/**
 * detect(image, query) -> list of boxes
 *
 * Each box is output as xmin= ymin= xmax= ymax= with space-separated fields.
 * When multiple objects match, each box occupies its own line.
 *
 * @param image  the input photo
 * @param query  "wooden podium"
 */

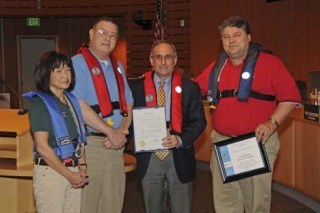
xmin=0 ymin=109 xmax=35 ymax=213
xmin=194 ymin=105 xmax=213 ymax=162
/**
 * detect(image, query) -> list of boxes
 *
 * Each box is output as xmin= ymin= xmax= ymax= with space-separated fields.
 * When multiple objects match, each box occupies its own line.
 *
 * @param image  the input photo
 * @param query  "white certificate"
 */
xmin=132 ymin=107 xmax=167 ymax=153
xmin=223 ymin=137 xmax=264 ymax=175
xmin=213 ymin=132 xmax=270 ymax=183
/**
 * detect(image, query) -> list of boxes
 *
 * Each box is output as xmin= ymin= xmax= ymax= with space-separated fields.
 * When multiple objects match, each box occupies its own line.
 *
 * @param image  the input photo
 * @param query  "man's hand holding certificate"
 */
xmin=133 ymin=107 xmax=168 ymax=152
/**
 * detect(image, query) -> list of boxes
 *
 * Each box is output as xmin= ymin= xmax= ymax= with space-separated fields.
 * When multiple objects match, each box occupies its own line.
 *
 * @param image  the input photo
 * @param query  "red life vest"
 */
xmin=78 ymin=44 xmax=128 ymax=117
xmin=143 ymin=70 xmax=182 ymax=133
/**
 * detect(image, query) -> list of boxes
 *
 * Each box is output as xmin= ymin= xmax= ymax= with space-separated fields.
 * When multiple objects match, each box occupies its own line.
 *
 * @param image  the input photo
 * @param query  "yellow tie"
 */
xmin=157 ymin=81 xmax=166 ymax=106
xmin=155 ymin=81 xmax=170 ymax=160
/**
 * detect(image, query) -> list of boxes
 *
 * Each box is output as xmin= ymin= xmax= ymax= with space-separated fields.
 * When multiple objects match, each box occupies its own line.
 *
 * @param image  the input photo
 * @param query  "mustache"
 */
xmin=227 ymin=43 xmax=238 ymax=47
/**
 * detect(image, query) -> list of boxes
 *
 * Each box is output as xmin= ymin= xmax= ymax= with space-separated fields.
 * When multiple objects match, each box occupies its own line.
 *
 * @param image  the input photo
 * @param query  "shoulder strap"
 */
xmin=170 ymin=70 xmax=182 ymax=133
xmin=64 ymin=92 xmax=87 ymax=143
xmin=207 ymin=52 xmax=228 ymax=107
xmin=237 ymin=42 xmax=263 ymax=101
xmin=109 ymin=54 xmax=128 ymax=117
xmin=144 ymin=70 xmax=157 ymax=107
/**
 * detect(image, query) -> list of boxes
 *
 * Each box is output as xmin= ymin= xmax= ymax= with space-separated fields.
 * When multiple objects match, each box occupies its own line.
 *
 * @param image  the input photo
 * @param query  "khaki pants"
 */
xmin=81 ymin=136 xmax=125 ymax=213
xmin=33 ymin=165 xmax=81 ymax=213
xmin=210 ymin=130 xmax=280 ymax=213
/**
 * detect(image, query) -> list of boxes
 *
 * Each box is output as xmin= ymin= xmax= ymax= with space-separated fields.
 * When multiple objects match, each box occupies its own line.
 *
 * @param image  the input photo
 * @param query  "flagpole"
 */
xmin=155 ymin=0 xmax=164 ymax=41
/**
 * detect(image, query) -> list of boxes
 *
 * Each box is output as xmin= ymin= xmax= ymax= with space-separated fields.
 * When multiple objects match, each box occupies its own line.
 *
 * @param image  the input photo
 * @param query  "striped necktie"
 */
xmin=155 ymin=81 xmax=170 ymax=160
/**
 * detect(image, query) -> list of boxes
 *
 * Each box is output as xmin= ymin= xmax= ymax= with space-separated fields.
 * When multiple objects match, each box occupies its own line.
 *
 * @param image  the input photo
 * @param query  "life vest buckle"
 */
xmin=63 ymin=157 xmax=73 ymax=165
xmin=233 ymin=89 xmax=238 ymax=97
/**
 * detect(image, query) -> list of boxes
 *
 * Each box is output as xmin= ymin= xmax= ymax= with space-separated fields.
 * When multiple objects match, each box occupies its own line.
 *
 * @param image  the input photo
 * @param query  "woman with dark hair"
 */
xmin=23 ymin=51 xmax=88 ymax=213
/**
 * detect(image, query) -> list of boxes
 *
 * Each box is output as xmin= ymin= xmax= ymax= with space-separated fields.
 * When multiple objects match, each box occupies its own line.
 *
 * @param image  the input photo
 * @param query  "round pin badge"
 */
xmin=92 ymin=67 xmax=101 ymax=75
xmin=145 ymin=94 xmax=154 ymax=103
xmin=138 ymin=140 xmax=146 ymax=148
xmin=175 ymin=86 xmax=182 ymax=93
xmin=242 ymin=72 xmax=250 ymax=79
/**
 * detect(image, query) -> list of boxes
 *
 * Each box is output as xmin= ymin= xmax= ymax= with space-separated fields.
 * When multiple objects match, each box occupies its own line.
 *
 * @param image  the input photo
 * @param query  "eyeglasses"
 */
xmin=151 ymin=55 xmax=176 ymax=61
xmin=95 ymin=28 xmax=118 ymax=40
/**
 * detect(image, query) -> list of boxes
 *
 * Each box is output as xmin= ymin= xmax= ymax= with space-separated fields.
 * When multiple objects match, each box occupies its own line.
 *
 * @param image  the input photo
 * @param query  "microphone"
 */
xmin=0 ymin=79 xmax=28 ymax=115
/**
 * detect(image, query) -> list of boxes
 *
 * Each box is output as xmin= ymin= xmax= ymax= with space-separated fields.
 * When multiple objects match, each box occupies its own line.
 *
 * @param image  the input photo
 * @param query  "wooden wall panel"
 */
xmin=0 ymin=18 xmax=3 ymax=82
xmin=190 ymin=0 xmax=320 ymax=88
xmin=165 ymin=1 xmax=190 ymax=73
xmin=190 ymin=0 xmax=238 ymax=75
xmin=126 ymin=0 xmax=191 ymax=77
xmin=15 ymin=18 xmax=58 ymax=35
xmin=239 ymin=0 xmax=288 ymax=66
xmin=0 ymin=16 xmax=128 ymax=108
xmin=0 ymin=0 xmax=192 ymax=105
xmin=0 ymin=0 xmax=191 ymax=100
xmin=57 ymin=18 xmax=72 ymax=56
xmin=2 ymin=18 xmax=18 ymax=108
xmin=287 ymin=0 xmax=320 ymax=85
xmin=1 ymin=0 xmax=320 ymax=106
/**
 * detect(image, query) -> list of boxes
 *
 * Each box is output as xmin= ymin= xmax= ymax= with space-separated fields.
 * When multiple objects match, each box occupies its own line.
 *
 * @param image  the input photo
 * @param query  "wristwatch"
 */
xmin=78 ymin=163 xmax=88 ymax=170
xmin=270 ymin=117 xmax=279 ymax=128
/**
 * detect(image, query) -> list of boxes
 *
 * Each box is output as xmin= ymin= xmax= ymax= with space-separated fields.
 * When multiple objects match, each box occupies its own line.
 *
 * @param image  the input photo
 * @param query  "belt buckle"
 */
xmin=63 ymin=158 xmax=73 ymax=167
xmin=233 ymin=89 xmax=238 ymax=97
xmin=35 ymin=158 xmax=41 ymax=165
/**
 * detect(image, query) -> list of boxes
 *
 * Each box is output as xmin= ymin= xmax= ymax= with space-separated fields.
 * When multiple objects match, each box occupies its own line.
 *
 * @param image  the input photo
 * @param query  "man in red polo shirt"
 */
xmin=194 ymin=16 xmax=301 ymax=213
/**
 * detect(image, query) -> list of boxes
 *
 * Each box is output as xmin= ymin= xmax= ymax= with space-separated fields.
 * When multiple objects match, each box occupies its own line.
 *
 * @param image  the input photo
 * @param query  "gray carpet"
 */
xmin=123 ymin=167 xmax=317 ymax=213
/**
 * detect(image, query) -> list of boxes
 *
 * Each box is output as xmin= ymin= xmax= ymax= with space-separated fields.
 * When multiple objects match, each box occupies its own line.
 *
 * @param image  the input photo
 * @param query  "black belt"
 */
xmin=90 ymin=102 xmax=120 ymax=114
xmin=34 ymin=158 xmax=79 ymax=167
xmin=218 ymin=89 xmax=275 ymax=101
xmin=89 ymin=132 xmax=107 ymax=137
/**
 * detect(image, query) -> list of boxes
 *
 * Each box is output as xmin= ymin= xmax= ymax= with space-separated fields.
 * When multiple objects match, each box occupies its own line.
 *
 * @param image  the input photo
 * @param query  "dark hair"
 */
xmin=92 ymin=16 xmax=118 ymax=29
xmin=218 ymin=16 xmax=251 ymax=36
xmin=150 ymin=40 xmax=177 ymax=58
xmin=34 ymin=51 xmax=75 ymax=95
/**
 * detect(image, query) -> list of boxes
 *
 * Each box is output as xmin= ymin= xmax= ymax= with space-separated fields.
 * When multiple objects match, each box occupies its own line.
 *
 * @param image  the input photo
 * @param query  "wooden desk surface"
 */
xmin=0 ymin=109 xmax=30 ymax=136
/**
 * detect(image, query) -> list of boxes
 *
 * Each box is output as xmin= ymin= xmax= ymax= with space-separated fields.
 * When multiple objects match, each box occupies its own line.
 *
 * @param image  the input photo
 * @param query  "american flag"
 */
xmin=154 ymin=0 xmax=164 ymax=41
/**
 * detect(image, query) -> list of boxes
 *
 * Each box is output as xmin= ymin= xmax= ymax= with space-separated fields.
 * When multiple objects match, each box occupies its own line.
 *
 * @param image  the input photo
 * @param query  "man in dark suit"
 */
xmin=129 ymin=40 xmax=206 ymax=213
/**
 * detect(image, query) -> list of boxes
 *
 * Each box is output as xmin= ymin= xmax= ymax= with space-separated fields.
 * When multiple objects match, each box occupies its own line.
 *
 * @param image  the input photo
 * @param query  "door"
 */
xmin=17 ymin=36 xmax=57 ymax=108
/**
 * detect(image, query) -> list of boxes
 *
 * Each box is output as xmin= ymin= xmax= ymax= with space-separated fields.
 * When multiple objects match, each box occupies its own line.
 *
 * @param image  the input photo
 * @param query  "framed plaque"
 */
xmin=132 ymin=107 xmax=168 ymax=153
xmin=213 ymin=132 xmax=270 ymax=183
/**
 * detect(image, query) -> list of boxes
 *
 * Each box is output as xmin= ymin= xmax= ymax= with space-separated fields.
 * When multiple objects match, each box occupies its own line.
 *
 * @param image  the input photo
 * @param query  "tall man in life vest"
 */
xmin=129 ymin=40 xmax=206 ymax=213
xmin=194 ymin=16 xmax=301 ymax=213
xmin=71 ymin=16 xmax=133 ymax=213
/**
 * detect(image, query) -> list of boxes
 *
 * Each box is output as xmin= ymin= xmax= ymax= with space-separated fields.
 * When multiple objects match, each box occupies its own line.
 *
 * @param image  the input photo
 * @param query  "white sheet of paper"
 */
xmin=133 ymin=107 xmax=167 ymax=152
xmin=225 ymin=137 xmax=264 ymax=174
